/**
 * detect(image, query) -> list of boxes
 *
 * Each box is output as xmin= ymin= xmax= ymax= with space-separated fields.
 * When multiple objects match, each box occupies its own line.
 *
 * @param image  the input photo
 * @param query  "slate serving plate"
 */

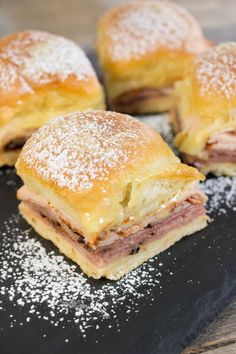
xmin=1 ymin=52 xmax=236 ymax=354
xmin=0 ymin=158 xmax=236 ymax=354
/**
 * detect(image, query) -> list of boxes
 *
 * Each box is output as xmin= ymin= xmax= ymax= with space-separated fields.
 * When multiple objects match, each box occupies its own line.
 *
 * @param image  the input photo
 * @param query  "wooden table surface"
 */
xmin=0 ymin=0 xmax=236 ymax=353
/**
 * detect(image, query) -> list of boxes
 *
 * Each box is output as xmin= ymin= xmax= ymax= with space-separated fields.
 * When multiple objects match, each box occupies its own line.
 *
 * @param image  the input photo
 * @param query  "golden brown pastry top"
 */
xmin=0 ymin=30 xmax=100 ymax=106
xmin=174 ymin=42 xmax=236 ymax=155
xmin=97 ymin=1 xmax=209 ymax=101
xmin=16 ymin=111 xmax=204 ymax=244
xmin=98 ymin=1 xmax=207 ymax=64
xmin=17 ymin=110 xmax=203 ymax=192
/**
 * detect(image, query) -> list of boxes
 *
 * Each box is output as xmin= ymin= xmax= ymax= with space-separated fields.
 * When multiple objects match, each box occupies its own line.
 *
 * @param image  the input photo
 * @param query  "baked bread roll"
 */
xmin=0 ymin=30 xmax=105 ymax=167
xmin=172 ymin=42 xmax=236 ymax=176
xmin=97 ymin=1 xmax=209 ymax=114
xmin=16 ymin=110 xmax=208 ymax=280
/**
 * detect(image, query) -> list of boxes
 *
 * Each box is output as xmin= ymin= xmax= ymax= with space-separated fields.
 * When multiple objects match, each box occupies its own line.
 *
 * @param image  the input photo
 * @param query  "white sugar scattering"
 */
xmin=0 ymin=30 xmax=95 ymax=93
xmin=20 ymin=111 xmax=155 ymax=192
xmin=107 ymin=2 xmax=205 ymax=61
xmin=201 ymin=177 xmax=236 ymax=215
xmin=196 ymin=43 xmax=236 ymax=99
xmin=0 ymin=215 xmax=163 ymax=332
xmin=0 ymin=58 xmax=32 ymax=94
xmin=20 ymin=36 xmax=95 ymax=84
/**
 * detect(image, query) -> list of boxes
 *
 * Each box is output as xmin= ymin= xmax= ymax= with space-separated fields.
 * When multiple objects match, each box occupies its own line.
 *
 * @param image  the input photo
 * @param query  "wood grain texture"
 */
xmin=0 ymin=0 xmax=235 ymax=353
xmin=183 ymin=298 xmax=236 ymax=353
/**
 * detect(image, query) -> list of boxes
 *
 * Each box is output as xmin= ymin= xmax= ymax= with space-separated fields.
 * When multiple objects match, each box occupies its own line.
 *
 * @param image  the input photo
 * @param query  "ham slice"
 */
xmin=173 ymin=107 xmax=236 ymax=166
xmin=112 ymin=86 xmax=173 ymax=111
xmin=188 ymin=131 xmax=236 ymax=166
xmin=95 ymin=201 xmax=205 ymax=264
xmin=204 ymin=131 xmax=236 ymax=163
xmin=21 ymin=194 xmax=206 ymax=268
xmin=208 ymin=131 xmax=236 ymax=151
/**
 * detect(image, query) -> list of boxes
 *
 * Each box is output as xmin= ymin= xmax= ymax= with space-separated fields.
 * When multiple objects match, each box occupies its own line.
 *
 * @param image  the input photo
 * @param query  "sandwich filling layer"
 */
xmin=18 ymin=186 xmax=206 ymax=268
xmin=111 ymin=86 xmax=173 ymax=111
xmin=2 ymin=129 xmax=35 ymax=152
xmin=173 ymin=109 xmax=236 ymax=167
xmin=187 ymin=131 xmax=236 ymax=167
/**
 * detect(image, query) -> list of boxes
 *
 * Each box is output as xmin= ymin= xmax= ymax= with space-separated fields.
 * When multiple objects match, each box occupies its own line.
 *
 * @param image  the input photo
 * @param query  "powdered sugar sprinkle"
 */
xmin=0 ymin=214 xmax=163 ymax=331
xmin=0 ymin=30 xmax=95 ymax=93
xmin=105 ymin=1 xmax=205 ymax=61
xmin=201 ymin=176 xmax=236 ymax=215
xmin=19 ymin=111 xmax=155 ymax=192
xmin=0 ymin=57 xmax=32 ymax=94
xmin=196 ymin=42 xmax=236 ymax=99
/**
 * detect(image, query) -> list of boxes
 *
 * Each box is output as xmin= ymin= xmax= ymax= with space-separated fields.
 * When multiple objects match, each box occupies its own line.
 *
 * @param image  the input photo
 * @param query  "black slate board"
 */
xmin=0 ymin=164 xmax=236 ymax=354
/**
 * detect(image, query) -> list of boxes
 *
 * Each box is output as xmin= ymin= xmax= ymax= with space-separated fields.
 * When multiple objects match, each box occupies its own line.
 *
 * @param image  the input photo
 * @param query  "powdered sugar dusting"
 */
xmin=105 ymin=1 xmax=205 ymax=61
xmin=0 ymin=215 xmax=163 ymax=330
xmin=195 ymin=42 xmax=236 ymax=99
xmin=0 ymin=30 xmax=95 ymax=92
xmin=201 ymin=177 xmax=236 ymax=215
xmin=0 ymin=58 xmax=32 ymax=94
xmin=19 ymin=111 xmax=156 ymax=192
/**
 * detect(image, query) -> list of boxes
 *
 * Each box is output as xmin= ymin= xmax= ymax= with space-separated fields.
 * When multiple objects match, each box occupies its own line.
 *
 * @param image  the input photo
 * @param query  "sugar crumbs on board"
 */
xmin=0 ymin=215 xmax=163 ymax=332
xmin=201 ymin=176 xmax=236 ymax=216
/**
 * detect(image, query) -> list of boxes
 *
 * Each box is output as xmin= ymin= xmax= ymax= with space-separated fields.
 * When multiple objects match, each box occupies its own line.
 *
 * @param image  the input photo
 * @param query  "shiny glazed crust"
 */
xmin=173 ymin=43 xmax=236 ymax=157
xmin=97 ymin=1 xmax=209 ymax=113
xmin=16 ymin=110 xmax=205 ymax=245
xmin=19 ymin=202 xmax=208 ymax=280
xmin=0 ymin=30 xmax=105 ymax=166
